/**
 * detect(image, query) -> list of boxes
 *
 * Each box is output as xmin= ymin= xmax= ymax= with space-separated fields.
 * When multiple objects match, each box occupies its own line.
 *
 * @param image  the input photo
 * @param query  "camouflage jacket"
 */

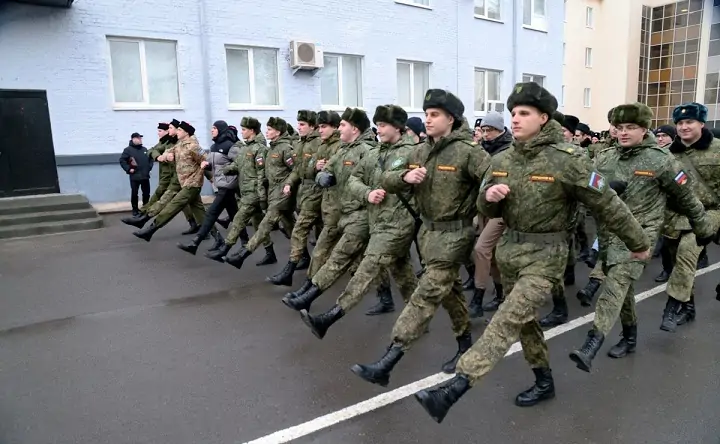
xmin=147 ymin=136 xmax=177 ymax=184
xmin=223 ymin=133 xmax=267 ymax=206
xmin=382 ymin=128 xmax=491 ymax=263
xmin=588 ymin=138 xmax=616 ymax=159
xmin=263 ymin=133 xmax=294 ymax=209
xmin=478 ymin=120 xmax=649 ymax=254
xmin=320 ymin=134 xmax=373 ymax=217
xmin=595 ymin=132 xmax=712 ymax=265
xmin=286 ymin=130 xmax=323 ymax=211
xmin=317 ymin=131 xmax=342 ymax=225
xmin=348 ymin=137 xmax=417 ymax=256
xmin=166 ymin=135 xmax=206 ymax=188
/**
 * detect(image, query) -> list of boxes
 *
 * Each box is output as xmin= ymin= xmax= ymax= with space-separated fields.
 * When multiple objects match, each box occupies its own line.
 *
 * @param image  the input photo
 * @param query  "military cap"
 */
xmin=672 ymin=102 xmax=708 ymax=124
xmin=422 ymin=89 xmax=465 ymax=122
xmin=241 ymin=117 xmax=261 ymax=133
xmin=506 ymin=82 xmax=557 ymax=116
xmin=297 ymin=110 xmax=318 ymax=126
xmin=373 ymin=104 xmax=408 ymax=130
xmin=341 ymin=107 xmax=370 ymax=133
xmin=577 ymin=122 xmax=591 ymax=135
xmin=267 ymin=117 xmax=288 ymax=134
xmin=561 ymin=115 xmax=580 ymax=134
xmin=158 ymin=122 xmax=170 ymax=130
xmin=170 ymin=119 xmax=181 ymax=129
xmin=611 ymin=103 xmax=654 ymax=129
xmin=179 ymin=121 xmax=196 ymax=136
xmin=317 ymin=110 xmax=341 ymax=128
xmin=607 ymin=107 xmax=615 ymax=124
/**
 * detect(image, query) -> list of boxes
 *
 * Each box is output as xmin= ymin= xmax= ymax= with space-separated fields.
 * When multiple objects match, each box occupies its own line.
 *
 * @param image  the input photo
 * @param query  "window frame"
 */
xmin=107 ymin=36 xmax=182 ymax=110
xmin=585 ymin=6 xmax=594 ymax=28
xmin=474 ymin=0 xmax=502 ymax=22
xmin=396 ymin=60 xmax=431 ymax=111
xmin=225 ymin=45 xmax=283 ymax=111
xmin=522 ymin=73 xmax=545 ymax=86
xmin=585 ymin=47 xmax=593 ymax=68
xmin=474 ymin=67 xmax=504 ymax=116
xmin=321 ymin=53 xmax=365 ymax=111
xmin=394 ymin=0 xmax=432 ymax=10
xmin=584 ymin=87 xmax=592 ymax=108
xmin=523 ymin=0 xmax=548 ymax=31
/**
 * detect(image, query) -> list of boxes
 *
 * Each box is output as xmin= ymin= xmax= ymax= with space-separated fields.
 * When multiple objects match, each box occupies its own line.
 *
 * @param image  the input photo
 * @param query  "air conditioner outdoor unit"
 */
xmin=290 ymin=41 xmax=324 ymax=70
xmin=487 ymin=100 xmax=505 ymax=113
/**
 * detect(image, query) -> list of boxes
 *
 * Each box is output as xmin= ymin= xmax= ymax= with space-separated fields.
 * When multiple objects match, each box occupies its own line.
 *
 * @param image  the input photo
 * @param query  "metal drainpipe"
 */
xmin=198 ymin=0 xmax=213 ymax=142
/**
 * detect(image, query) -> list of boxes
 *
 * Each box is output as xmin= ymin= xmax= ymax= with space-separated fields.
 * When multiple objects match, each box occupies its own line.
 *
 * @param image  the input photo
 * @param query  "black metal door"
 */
xmin=0 ymin=90 xmax=60 ymax=197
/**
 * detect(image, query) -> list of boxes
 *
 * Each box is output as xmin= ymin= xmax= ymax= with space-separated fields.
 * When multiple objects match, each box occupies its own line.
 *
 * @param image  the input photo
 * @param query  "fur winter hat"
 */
xmin=611 ymin=103 xmax=654 ymax=129
xmin=507 ymin=82 xmax=557 ymax=116
xmin=287 ymin=125 xmax=295 ymax=136
xmin=560 ymin=114 xmax=580 ymax=134
xmin=170 ymin=119 xmax=181 ymax=129
xmin=179 ymin=121 xmax=196 ymax=136
xmin=673 ymin=102 xmax=708 ymax=124
xmin=341 ymin=107 xmax=370 ymax=133
xmin=422 ymin=89 xmax=465 ymax=122
xmin=241 ymin=117 xmax=261 ymax=133
xmin=607 ymin=108 xmax=615 ymax=124
xmin=373 ymin=105 xmax=408 ymax=130
xmin=317 ymin=111 xmax=341 ymax=128
xmin=297 ymin=110 xmax=318 ymax=126
xmin=267 ymin=117 xmax=288 ymax=134
xmin=158 ymin=122 xmax=170 ymax=130
xmin=577 ymin=122 xmax=591 ymax=135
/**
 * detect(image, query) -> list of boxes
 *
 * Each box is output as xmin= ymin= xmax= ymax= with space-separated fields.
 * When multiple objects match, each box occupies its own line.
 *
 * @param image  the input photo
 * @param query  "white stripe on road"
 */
xmin=242 ymin=261 xmax=720 ymax=444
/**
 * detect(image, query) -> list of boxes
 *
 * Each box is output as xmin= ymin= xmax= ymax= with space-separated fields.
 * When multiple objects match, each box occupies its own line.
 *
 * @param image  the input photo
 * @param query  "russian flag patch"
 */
xmin=588 ymin=171 xmax=606 ymax=192
xmin=674 ymin=171 xmax=688 ymax=185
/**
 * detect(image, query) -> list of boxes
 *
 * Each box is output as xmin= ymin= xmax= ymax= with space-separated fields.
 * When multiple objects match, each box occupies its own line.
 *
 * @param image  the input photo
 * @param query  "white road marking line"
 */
xmin=243 ymin=261 xmax=720 ymax=444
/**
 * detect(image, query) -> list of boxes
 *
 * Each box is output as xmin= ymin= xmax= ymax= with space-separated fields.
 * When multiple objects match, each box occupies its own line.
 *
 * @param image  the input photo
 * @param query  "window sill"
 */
xmin=321 ymin=105 xmax=365 ymax=112
xmin=473 ymin=111 xmax=487 ymax=117
xmin=394 ymin=0 xmax=432 ymax=10
xmin=228 ymin=104 xmax=283 ymax=111
xmin=473 ymin=15 xmax=503 ymax=24
xmin=522 ymin=25 xmax=548 ymax=33
xmin=113 ymin=104 xmax=183 ymax=111
xmin=403 ymin=108 xmax=425 ymax=113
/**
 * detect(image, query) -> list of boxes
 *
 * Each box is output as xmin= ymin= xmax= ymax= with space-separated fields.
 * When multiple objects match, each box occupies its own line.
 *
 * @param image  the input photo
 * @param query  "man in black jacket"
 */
xmin=119 ymin=132 xmax=153 ymax=216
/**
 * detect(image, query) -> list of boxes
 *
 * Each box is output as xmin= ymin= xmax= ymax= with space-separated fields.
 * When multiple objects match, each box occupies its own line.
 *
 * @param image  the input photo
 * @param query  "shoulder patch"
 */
xmin=492 ymin=171 xmax=508 ymax=177
xmin=674 ymin=170 xmax=689 ymax=185
xmin=391 ymin=158 xmax=405 ymax=169
xmin=256 ymin=156 xmax=264 ymax=165
xmin=437 ymin=165 xmax=457 ymax=172
xmin=634 ymin=170 xmax=655 ymax=177
xmin=587 ymin=171 xmax=606 ymax=192
xmin=530 ymin=175 xmax=555 ymax=182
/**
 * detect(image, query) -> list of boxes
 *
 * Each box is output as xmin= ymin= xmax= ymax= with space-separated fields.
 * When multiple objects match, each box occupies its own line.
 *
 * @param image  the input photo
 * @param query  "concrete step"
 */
xmin=0 ymin=208 xmax=100 ymax=227
xmin=0 ymin=217 xmax=104 ymax=240
xmin=0 ymin=194 xmax=91 ymax=216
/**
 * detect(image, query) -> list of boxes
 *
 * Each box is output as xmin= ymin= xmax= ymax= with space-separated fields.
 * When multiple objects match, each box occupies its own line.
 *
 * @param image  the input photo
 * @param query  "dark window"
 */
xmin=711 ymin=23 xmax=720 ymax=41
xmin=674 ymin=13 xmax=688 ymax=27
xmin=682 ymin=79 xmax=696 ymax=92
xmin=689 ymin=0 xmax=703 ymax=11
xmin=707 ymin=72 xmax=720 ymax=88
xmin=709 ymin=40 xmax=720 ymax=57
xmin=688 ymin=11 xmax=702 ymax=26
xmin=686 ymin=38 xmax=699 ymax=53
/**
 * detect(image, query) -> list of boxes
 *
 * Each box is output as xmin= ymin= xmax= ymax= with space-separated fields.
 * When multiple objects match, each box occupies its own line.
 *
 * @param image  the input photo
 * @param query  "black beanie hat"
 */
xmin=158 ymin=122 xmax=170 ymax=130
xmin=179 ymin=121 xmax=196 ymax=136
xmin=213 ymin=120 xmax=229 ymax=134
xmin=654 ymin=124 xmax=677 ymax=140
xmin=170 ymin=119 xmax=181 ymax=128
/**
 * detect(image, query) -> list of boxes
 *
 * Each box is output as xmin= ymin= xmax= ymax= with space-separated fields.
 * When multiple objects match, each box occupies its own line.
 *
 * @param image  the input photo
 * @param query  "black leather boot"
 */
xmin=296 ymin=247 xmax=311 ymax=270
xmin=207 ymin=230 xmax=225 ymax=252
xmin=132 ymin=222 xmax=158 ymax=242
xmin=514 ymin=367 xmax=555 ymax=407
xmin=539 ymin=292 xmax=568 ymax=328
xmin=351 ymin=344 xmax=404 ymax=387
xmin=285 ymin=278 xmax=313 ymax=300
xmin=365 ymin=284 xmax=395 ymax=316
xmin=238 ymin=228 xmax=250 ymax=247
xmin=676 ymin=295 xmax=696 ymax=326
xmin=660 ymin=296 xmax=682 ymax=332
xmin=462 ymin=264 xmax=475 ymax=290
xmin=256 ymin=245 xmax=277 ymax=266
xmin=584 ymin=249 xmax=598 ymax=268
xmin=205 ymin=243 xmax=230 ymax=262
xmin=654 ymin=270 xmax=671 ymax=283
xmin=282 ymin=284 xmax=322 ymax=311
xmin=441 ymin=330 xmax=472 ymax=374
xmin=716 ymin=283 xmax=720 ymax=301
xmin=300 ymin=305 xmax=345 ymax=339
xmin=577 ymin=278 xmax=601 ymax=307
xmin=569 ymin=329 xmax=605 ymax=372
xmin=217 ymin=217 xmax=231 ymax=229
xmin=266 ymin=261 xmax=296 ymax=287
xmin=414 ymin=374 xmax=471 ymax=424
xmin=177 ymin=235 xmax=202 ymax=255
xmin=482 ymin=283 xmax=504 ymax=312
xmin=607 ymin=324 xmax=637 ymax=358
xmin=122 ymin=214 xmax=150 ymax=229
xmin=225 ymin=247 xmax=251 ymax=269
xmin=564 ymin=265 xmax=575 ymax=286
xmin=697 ymin=249 xmax=709 ymax=269
xmin=577 ymin=246 xmax=591 ymax=263
xmin=182 ymin=219 xmax=200 ymax=235
xmin=468 ymin=288 xmax=484 ymax=318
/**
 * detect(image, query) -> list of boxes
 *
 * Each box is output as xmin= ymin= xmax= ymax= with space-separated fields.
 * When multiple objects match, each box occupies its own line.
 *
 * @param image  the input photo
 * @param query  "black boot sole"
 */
xmin=568 ymin=351 xmax=592 ymax=372
xmin=266 ymin=276 xmax=293 ymax=287
xmin=539 ymin=317 xmax=567 ymax=328
xmin=177 ymin=244 xmax=198 ymax=255
xmin=514 ymin=391 xmax=555 ymax=407
xmin=281 ymin=296 xmax=306 ymax=311
xmin=133 ymin=232 xmax=153 ymax=242
xmin=414 ymin=391 xmax=449 ymax=424
xmin=365 ymin=306 xmax=395 ymax=316
xmin=659 ymin=320 xmax=677 ymax=332
xmin=607 ymin=347 xmax=635 ymax=359
xmin=300 ymin=309 xmax=326 ymax=339
xmin=350 ymin=364 xmax=389 ymax=387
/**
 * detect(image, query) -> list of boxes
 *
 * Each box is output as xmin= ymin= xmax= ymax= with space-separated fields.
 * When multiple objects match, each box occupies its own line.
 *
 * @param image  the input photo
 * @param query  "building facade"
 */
xmin=0 ymin=0 xmax=562 ymax=203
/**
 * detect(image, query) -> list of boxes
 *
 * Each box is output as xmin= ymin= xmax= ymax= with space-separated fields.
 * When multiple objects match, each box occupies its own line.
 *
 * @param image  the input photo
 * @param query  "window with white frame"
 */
xmin=321 ymin=54 xmax=363 ymax=108
xmin=226 ymin=46 xmax=280 ymax=107
xmin=474 ymin=0 xmax=501 ymax=20
xmin=107 ymin=37 xmax=180 ymax=107
xmin=397 ymin=61 xmax=430 ymax=110
xmin=585 ymin=47 xmax=593 ymax=67
xmin=561 ymin=85 xmax=565 ymax=106
xmin=522 ymin=74 xmax=545 ymax=86
xmin=584 ymin=88 xmax=592 ymax=107
xmin=474 ymin=68 xmax=503 ymax=113
xmin=397 ymin=0 xmax=429 ymax=6
xmin=586 ymin=6 xmax=594 ymax=28
xmin=523 ymin=0 xmax=547 ymax=30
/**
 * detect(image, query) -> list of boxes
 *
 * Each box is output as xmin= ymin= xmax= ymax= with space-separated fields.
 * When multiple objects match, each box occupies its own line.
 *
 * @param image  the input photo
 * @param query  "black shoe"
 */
xmin=365 ymin=284 xmax=395 ymax=316
xmin=716 ymin=283 xmax=720 ymax=301
xmin=132 ymin=221 xmax=158 ymax=242
xmin=279 ymin=225 xmax=291 ymax=239
xmin=462 ymin=264 xmax=475 ymax=291
xmin=468 ymin=288 xmax=484 ymax=319
xmin=351 ymin=344 xmax=404 ymax=387
xmin=177 ymin=236 xmax=201 ymax=255
xmin=515 ymin=367 xmax=555 ymax=407
xmin=256 ymin=245 xmax=277 ymax=266
xmin=285 ymin=278 xmax=313 ymax=300
xmin=654 ymin=270 xmax=670 ymax=283
xmin=182 ymin=220 xmax=200 ymax=235
xmin=660 ymin=296 xmax=682 ymax=332
xmin=282 ymin=284 xmax=322 ymax=311
xmin=607 ymin=324 xmax=637 ymax=358
xmin=585 ymin=249 xmax=599 ymax=269
xmin=482 ymin=284 xmax=504 ymax=312
xmin=577 ymin=278 xmax=601 ymax=307
xmin=217 ymin=217 xmax=231 ymax=229
xmin=132 ymin=209 xmax=141 ymax=217
xmin=205 ymin=243 xmax=230 ymax=262
xmin=563 ymin=265 xmax=575 ymax=286
xmin=414 ymin=374 xmax=471 ymax=424
xmin=296 ymin=247 xmax=311 ymax=271
xmin=676 ymin=295 xmax=696 ymax=326
xmin=539 ymin=292 xmax=568 ymax=328
xmin=300 ymin=305 xmax=345 ymax=339
xmin=238 ymin=227 xmax=250 ymax=247
xmin=122 ymin=214 xmax=150 ymax=229
xmin=441 ymin=330 xmax=472 ymax=374
xmin=569 ymin=329 xmax=605 ymax=372
xmin=225 ymin=247 xmax=251 ymax=269
xmin=577 ymin=246 xmax=591 ymax=263
xmin=698 ymin=250 xmax=709 ymax=269
xmin=267 ymin=261 xmax=296 ymax=287
xmin=207 ymin=230 xmax=225 ymax=252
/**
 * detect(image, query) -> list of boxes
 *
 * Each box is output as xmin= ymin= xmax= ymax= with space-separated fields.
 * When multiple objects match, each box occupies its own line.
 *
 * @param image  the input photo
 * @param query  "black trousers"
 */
xmin=197 ymin=187 xmax=239 ymax=239
xmin=130 ymin=179 xmax=150 ymax=212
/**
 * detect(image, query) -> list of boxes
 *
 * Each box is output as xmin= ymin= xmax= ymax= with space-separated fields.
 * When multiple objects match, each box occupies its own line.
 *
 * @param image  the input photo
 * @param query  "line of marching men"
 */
xmin=119 ymin=82 xmax=720 ymax=425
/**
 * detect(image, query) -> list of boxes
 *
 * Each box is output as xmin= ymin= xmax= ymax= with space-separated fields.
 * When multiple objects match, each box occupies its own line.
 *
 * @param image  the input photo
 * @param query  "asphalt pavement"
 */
xmin=1 ymin=215 xmax=719 ymax=444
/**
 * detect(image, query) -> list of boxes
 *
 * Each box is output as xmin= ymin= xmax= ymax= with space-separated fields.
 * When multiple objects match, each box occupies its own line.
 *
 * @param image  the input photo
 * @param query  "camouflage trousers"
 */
xmin=226 ymin=202 xmax=268 ymax=247
xmin=312 ymin=225 xmax=368 ymax=291
xmin=154 ymin=187 xmax=207 ymax=229
xmin=592 ymin=262 xmax=644 ymax=335
xmin=141 ymin=179 xmax=169 ymax=213
xmin=245 ymin=207 xmax=295 ymax=252
xmin=145 ymin=182 xmax=195 ymax=221
xmin=665 ymin=232 xmax=702 ymax=303
xmin=308 ymin=222 xmax=341 ymax=278
xmin=338 ymin=253 xmax=416 ymax=312
xmin=589 ymin=260 xmax=606 ymax=281
xmin=391 ymin=261 xmax=470 ymax=351
xmin=289 ymin=208 xmax=321 ymax=263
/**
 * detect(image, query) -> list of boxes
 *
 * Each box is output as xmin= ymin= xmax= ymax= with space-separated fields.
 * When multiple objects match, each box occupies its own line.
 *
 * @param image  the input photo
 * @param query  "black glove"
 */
xmin=697 ymin=235 xmax=714 ymax=247
xmin=221 ymin=168 xmax=238 ymax=176
xmin=316 ymin=172 xmax=337 ymax=188
xmin=259 ymin=201 xmax=268 ymax=211
xmin=608 ymin=180 xmax=627 ymax=196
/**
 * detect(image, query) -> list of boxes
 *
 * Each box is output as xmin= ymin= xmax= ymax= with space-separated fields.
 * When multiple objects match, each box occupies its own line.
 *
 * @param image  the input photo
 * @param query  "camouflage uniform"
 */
xmin=141 ymin=137 xmax=195 ymax=221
